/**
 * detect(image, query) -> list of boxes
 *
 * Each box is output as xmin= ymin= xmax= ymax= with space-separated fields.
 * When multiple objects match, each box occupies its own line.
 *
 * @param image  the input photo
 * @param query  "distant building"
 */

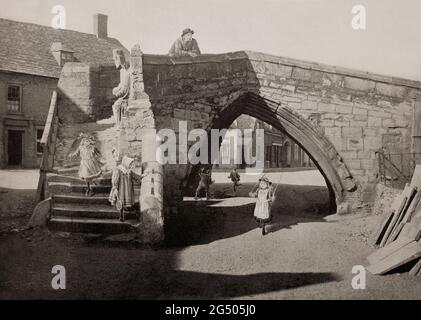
xmin=215 ymin=114 xmax=314 ymax=169
xmin=0 ymin=15 xmax=127 ymax=168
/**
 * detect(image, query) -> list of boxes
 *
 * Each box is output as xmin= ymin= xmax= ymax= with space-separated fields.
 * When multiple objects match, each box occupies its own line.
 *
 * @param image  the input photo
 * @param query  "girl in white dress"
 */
xmin=250 ymin=176 xmax=275 ymax=235
xmin=69 ymin=134 xmax=103 ymax=196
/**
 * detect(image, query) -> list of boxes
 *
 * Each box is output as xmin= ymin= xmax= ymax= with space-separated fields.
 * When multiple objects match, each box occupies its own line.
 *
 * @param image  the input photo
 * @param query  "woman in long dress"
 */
xmin=109 ymin=155 xmax=144 ymax=221
xmin=250 ymin=176 xmax=275 ymax=235
xmin=69 ymin=134 xmax=103 ymax=196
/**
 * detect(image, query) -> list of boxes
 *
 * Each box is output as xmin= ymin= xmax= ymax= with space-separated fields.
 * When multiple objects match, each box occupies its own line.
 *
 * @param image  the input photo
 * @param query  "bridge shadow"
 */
xmin=165 ymin=182 xmax=334 ymax=246
xmin=113 ymin=270 xmax=340 ymax=299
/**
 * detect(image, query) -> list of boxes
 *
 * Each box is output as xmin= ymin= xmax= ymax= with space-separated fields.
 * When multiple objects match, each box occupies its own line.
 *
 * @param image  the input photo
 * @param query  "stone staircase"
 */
xmin=46 ymin=165 xmax=141 ymax=234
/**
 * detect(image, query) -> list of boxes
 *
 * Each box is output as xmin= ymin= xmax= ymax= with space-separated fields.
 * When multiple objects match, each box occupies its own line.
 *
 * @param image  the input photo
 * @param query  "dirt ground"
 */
xmin=0 ymin=169 xmax=420 ymax=299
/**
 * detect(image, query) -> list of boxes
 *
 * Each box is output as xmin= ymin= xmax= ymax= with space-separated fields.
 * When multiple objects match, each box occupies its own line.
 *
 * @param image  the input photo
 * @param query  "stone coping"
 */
xmin=142 ymin=50 xmax=421 ymax=90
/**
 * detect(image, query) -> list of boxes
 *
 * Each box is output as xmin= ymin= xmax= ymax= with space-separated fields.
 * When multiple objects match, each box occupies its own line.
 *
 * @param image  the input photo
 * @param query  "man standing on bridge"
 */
xmin=168 ymin=28 xmax=201 ymax=58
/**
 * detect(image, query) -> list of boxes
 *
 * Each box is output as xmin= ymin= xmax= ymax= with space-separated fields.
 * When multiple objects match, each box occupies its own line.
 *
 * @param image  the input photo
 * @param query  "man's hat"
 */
xmin=182 ymin=28 xmax=194 ymax=36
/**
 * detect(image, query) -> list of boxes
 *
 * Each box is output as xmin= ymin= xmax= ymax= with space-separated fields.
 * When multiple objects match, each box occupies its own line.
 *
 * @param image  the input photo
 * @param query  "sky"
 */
xmin=2 ymin=0 xmax=421 ymax=81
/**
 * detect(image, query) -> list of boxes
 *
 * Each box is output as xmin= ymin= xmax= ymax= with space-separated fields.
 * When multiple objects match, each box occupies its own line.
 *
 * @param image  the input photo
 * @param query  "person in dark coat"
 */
xmin=228 ymin=167 xmax=241 ymax=193
xmin=168 ymin=28 xmax=201 ymax=57
xmin=195 ymin=167 xmax=211 ymax=200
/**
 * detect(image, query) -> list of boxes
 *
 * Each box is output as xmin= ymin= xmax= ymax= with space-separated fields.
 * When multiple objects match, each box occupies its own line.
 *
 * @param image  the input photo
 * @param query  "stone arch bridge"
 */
xmin=40 ymin=46 xmax=421 ymax=243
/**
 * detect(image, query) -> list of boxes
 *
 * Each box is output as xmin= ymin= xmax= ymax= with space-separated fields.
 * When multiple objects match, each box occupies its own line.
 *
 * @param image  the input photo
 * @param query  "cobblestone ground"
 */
xmin=0 ymin=169 xmax=420 ymax=299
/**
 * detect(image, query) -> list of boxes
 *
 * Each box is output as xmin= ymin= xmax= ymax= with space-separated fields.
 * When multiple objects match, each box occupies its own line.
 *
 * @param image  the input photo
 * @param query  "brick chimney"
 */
xmin=93 ymin=14 xmax=108 ymax=38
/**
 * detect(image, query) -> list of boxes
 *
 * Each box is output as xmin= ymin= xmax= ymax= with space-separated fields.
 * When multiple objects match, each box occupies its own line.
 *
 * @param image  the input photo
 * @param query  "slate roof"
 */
xmin=0 ymin=18 xmax=128 ymax=78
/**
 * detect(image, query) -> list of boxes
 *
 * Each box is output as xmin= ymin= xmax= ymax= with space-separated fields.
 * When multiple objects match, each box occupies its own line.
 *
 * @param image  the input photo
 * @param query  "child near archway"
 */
xmin=249 ymin=176 xmax=275 ymax=235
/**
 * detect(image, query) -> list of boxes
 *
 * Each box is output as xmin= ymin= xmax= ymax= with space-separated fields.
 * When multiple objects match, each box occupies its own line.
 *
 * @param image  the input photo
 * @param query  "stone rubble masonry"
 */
xmin=54 ymin=62 xmax=120 ymax=169
xmin=54 ymin=50 xmax=421 ymax=224
xmin=57 ymin=62 xmax=119 ymax=124
xmin=139 ymin=51 xmax=421 ymax=212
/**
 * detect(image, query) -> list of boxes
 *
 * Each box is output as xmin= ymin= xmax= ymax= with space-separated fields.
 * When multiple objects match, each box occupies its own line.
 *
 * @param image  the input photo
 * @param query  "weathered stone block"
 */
xmin=334 ymin=120 xmax=349 ymax=127
xmin=364 ymin=136 xmax=382 ymax=150
xmin=319 ymin=120 xmax=334 ymax=127
xmin=322 ymin=113 xmax=342 ymax=120
xmin=318 ymin=103 xmax=335 ymax=112
xmin=345 ymin=159 xmax=361 ymax=169
xmin=350 ymin=120 xmax=367 ymax=127
xmin=287 ymin=102 xmax=301 ymax=110
xmin=292 ymin=67 xmax=323 ymax=83
xmin=343 ymin=77 xmax=375 ymax=92
xmin=329 ymin=136 xmax=347 ymax=151
xmin=390 ymin=116 xmax=409 ymax=128
xmin=368 ymin=110 xmax=391 ymax=118
xmin=331 ymin=96 xmax=353 ymax=105
xmin=339 ymin=150 xmax=357 ymax=159
xmin=347 ymin=138 xmax=364 ymax=150
xmin=377 ymin=100 xmax=392 ymax=108
xmin=324 ymin=127 xmax=342 ymax=137
xmin=361 ymin=159 xmax=375 ymax=170
xmin=353 ymin=107 xmax=368 ymax=115
xmin=282 ymin=95 xmax=303 ymax=103
xmin=382 ymin=118 xmax=396 ymax=128
xmin=173 ymin=108 xmax=186 ymax=119
xmin=367 ymin=117 xmax=381 ymax=127
xmin=376 ymin=83 xmax=407 ymax=98
xmin=342 ymin=127 xmax=363 ymax=137
xmin=353 ymin=114 xmax=368 ymax=121
xmin=282 ymin=84 xmax=296 ymax=92
xmin=357 ymin=150 xmax=375 ymax=159
xmin=265 ymin=63 xmax=293 ymax=78
xmin=336 ymin=105 xmax=353 ymax=114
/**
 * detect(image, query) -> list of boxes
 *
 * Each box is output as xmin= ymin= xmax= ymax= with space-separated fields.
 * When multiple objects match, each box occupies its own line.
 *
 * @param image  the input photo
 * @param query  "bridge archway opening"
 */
xmin=182 ymin=92 xmax=349 ymax=211
xmin=168 ymin=92 xmax=351 ymax=245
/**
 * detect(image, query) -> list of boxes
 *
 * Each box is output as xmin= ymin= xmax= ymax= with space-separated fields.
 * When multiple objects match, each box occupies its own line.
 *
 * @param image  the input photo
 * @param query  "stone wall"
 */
xmin=138 ymin=51 xmax=421 ymax=212
xmin=57 ymin=63 xmax=119 ymax=123
xmin=54 ymin=63 xmax=120 ymax=170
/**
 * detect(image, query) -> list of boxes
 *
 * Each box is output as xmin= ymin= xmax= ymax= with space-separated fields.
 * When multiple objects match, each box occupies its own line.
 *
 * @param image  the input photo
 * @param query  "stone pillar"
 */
xmin=119 ymin=44 xmax=164 ymax=244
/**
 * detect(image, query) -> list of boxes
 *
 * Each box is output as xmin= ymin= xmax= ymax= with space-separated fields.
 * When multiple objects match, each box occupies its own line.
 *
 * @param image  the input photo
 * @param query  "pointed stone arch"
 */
xmin=205 ymin=92 xmax=357 ymax=210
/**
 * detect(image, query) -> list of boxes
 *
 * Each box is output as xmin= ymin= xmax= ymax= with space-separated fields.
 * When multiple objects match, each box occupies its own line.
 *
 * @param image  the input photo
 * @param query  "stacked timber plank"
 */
xmin=367 ymin=165 xmax=421 ymax=276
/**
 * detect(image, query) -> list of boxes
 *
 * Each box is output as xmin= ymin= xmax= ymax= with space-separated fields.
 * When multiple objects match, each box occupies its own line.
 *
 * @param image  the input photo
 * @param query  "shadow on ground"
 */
xmin=0 ymin=188 xmax=37 ymax=233
xmin=166 ymin=182 xmax=334 ymax=246
xmin=0 ymin=180 xmax=340 ymax=299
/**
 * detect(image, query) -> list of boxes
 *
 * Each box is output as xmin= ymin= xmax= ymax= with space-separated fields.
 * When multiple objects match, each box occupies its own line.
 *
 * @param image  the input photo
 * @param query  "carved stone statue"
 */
xmin=112 ymin=49 xmax=130 ymax=124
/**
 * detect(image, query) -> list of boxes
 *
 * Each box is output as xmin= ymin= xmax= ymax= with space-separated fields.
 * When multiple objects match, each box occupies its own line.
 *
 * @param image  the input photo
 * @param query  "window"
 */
xmin=265 ymin=146 xmax=271 ymax=163
xmin=7 ymin=85 xmax=21 ymax=112
xmin=37 ymin=129 xmax=44 ymax=154
xmin=60 ymin=51 xmax=74 ymax=66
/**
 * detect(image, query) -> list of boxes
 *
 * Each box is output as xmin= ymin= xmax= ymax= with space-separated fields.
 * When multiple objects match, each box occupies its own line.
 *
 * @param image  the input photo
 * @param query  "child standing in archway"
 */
xmin=250 ymin=176 xmax=275 ymax=235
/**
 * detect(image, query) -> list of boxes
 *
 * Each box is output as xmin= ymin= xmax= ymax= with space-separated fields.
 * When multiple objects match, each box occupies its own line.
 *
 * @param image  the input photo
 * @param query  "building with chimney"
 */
xmin=0 ymin=15 xmax=127 ymax=168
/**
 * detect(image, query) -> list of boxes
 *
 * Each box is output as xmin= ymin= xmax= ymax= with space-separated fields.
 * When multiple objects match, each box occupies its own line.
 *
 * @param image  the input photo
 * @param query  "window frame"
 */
xmin=7 ymin=84 xmax=23 ymax=114
xmin=60 ymin=51 xmax=74 ymax=66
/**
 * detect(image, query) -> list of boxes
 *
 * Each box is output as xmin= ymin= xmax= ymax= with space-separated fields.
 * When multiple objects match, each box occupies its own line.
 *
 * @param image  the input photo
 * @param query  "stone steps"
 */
xmin=48 ymin=181 xmax=112 ymax=195
xmin=48 ymin=217 xmax=140 ymax=234
xmin=47 ymin=173 xmax=111 ymax=185
xmin=53 ymin=193 xmax=110 ymax=205
xmin=45 ymin=166 xmax=138 ymax=234
xmin=52 ymin=202 xmax=139 ymax=219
